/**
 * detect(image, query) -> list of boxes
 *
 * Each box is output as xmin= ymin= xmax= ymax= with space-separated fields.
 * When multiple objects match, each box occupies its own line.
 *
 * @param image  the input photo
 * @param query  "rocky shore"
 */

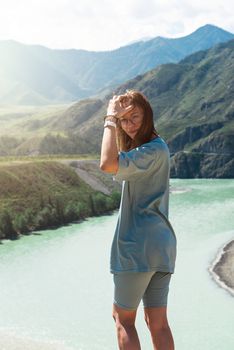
xmin=210 ymin=239 xmax=234 ymax=296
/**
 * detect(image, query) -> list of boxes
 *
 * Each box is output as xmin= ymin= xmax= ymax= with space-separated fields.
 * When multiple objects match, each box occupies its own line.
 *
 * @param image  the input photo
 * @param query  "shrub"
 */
xmin=34 ymin=206 xmax=57 ymax=229
xmin=76 ymin=201 xmax=92 ymax=218
xmin=0 ymin=210 xmax=19 ymax=240
xmin=13 ymin=214 xmax=29 ymax=234
xmin=64 ymin=202 xmax=79 ymax=223
xmin=110 ymin=191 xmax=121 ymax=207
xmin=91 ymin=193 xmax=107 ymax=215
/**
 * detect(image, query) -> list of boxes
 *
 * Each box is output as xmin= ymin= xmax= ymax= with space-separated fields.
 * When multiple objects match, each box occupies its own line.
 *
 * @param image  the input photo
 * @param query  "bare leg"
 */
xmin=144 ymin=306 xmax=174 ymax=350
xmin=112 ymin=304 xmax=141 ymax=350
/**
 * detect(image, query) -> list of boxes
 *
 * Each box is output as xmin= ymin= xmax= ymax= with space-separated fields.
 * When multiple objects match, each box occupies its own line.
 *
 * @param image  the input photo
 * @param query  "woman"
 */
xmin=100 ymin=90 xmax=177 ymax=350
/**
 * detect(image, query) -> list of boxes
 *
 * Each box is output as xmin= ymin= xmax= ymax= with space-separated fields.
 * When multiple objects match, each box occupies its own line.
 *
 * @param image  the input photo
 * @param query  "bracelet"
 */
xmin=103 ymin=115 xmax=117 ymax=122
xmin=104 ymin=120 xmax=116 ymax=128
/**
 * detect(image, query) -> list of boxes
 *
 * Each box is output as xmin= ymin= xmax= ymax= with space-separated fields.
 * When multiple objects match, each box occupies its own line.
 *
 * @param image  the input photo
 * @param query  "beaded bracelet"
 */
xmin=103 ymin=115 xmax=118 ymax=122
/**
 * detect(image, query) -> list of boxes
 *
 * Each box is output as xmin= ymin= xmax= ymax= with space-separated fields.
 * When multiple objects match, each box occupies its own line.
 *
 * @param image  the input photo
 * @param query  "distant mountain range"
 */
xmin=1 ymin=38 xmax=233 ymax=178
xmin=65 ymin=39 xmax=234 ymax=178
xmin=0 ymin=24 xmax=233 ymax=105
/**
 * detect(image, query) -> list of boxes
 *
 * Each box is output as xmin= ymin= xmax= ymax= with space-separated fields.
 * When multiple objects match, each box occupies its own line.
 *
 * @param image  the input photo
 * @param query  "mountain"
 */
xmin=0 ymin=24 xmax=233 ymax=105
xmin=0 ymin=38 xmax=233 ymax=178
xmin=49 ymin=39 xmax=234 ymax=178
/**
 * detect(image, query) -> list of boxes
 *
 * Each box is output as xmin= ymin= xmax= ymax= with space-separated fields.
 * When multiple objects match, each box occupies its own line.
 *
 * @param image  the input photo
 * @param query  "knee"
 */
xmin=112 ymin=309 xmax=122 ymax=325
xmin=112 ymin=310 xmax=135 ymax=329
xmin=112 ymin=312 xmax=122 ymax=331
xmin=144 ymin=317 xmax=170 ymax=335
xmin=113 ymin=316 xmax=134 ymax=336
xmin=149 ymin=323 xmax=171 ymax=337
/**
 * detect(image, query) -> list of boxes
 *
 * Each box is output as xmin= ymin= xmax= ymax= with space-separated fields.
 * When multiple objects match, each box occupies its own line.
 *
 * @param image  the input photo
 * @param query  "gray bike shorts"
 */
xmin=113 ymin=271 xmax=172 ymax=310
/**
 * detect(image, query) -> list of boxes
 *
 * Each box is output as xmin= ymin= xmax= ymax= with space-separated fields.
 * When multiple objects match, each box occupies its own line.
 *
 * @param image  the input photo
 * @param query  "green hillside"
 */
xmin=60 ymin=39 xmax=234 ymax=178
xmin=0 ymin=161 xmax=120 ymax=240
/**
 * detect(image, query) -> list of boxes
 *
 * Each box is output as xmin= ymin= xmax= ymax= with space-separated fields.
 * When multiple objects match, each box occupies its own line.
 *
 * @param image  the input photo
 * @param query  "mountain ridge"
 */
xmin=54 ymin=39 xmax=234 ymax=178
xmin=0 ymin=36 xmax=233 ymax=178
xmin=0 ymin=24 xmax=233 ymax=105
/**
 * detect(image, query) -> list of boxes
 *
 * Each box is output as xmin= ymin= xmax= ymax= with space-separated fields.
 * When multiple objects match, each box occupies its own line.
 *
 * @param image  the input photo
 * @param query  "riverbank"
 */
xmin=0 ymin=160 xmax=121 ymax=241
xmin=209 ymin=239 xmax=234 ymax=296
xmin=0 ymin=156 xmax=192 ymax=242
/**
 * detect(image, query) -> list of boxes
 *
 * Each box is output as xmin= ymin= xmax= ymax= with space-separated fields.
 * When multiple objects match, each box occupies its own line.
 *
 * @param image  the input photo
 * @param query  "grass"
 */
xmin=0 ymin=161 xmax=91 ymax=211
xmin=0 ymin=103 xmax=70 ymax=137
xmin=0 ymin=154 xmax=100 ymax=166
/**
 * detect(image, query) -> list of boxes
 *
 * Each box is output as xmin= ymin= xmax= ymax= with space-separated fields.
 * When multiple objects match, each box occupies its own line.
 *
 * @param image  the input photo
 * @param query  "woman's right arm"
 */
xmin=100 ymin=95 xmax=133 ymax=174
xmin=100 ymin=122 xmax=119 ymax=174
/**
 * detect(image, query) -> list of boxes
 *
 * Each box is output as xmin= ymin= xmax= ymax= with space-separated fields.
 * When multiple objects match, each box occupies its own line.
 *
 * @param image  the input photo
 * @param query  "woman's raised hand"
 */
xmin=107 ymin=95 xmax=134 ymax=119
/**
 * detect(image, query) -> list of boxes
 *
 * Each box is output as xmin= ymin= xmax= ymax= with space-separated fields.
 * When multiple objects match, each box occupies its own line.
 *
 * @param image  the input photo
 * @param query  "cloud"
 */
xmin=0 ymin=0 xmax=233 ymax=50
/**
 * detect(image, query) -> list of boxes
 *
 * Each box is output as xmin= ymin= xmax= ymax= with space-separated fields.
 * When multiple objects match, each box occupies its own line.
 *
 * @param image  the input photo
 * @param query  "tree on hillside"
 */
xmin=13 ymin=214 xmax=29 ymax=234
xmin=0 ymin=210 xmax=18 ymax=240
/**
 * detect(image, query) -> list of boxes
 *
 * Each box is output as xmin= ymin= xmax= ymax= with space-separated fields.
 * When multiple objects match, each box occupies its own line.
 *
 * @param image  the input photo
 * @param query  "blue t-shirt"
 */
xmin=111 ymin=136 xmax=177 ymax=274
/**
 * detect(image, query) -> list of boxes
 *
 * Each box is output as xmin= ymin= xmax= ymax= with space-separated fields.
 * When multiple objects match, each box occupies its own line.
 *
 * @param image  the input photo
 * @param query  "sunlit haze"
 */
xmin=0 ymin=0 xmax=233 ymax=51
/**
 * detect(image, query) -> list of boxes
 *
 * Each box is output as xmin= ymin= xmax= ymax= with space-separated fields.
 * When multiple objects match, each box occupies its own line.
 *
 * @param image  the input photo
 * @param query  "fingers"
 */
xmin=125 ymin=104 xmax=134 ymax=111
xmin=119 ymin=95 xmax=133 ymax=108
xmin=108 ymin=93 xmax=134 ymax=118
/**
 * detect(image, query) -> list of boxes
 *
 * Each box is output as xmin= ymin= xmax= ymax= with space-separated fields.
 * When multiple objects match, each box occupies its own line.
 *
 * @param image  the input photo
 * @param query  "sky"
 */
xmin=0 ymin=0 xmax=233 ymax=51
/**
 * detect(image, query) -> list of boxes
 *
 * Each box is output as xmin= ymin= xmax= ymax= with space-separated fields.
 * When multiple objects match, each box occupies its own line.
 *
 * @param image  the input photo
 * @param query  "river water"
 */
xmin=0 ymin=179 xmax=234 ymax=350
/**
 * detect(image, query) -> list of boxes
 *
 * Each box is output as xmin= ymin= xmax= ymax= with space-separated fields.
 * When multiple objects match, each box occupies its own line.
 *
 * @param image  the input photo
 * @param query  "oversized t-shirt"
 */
xmin=111 ymin=136 xmax=177 ymax=274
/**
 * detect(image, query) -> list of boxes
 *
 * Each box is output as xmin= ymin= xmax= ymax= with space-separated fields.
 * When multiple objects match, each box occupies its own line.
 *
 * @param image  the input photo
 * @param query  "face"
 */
xmin=119 ymin=105 xmax=144 ymax=139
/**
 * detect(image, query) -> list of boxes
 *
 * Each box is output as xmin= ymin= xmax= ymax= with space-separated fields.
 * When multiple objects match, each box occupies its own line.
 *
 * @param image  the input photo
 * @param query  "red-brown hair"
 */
xmin=116 ymin=90 xmax=158 ymax=151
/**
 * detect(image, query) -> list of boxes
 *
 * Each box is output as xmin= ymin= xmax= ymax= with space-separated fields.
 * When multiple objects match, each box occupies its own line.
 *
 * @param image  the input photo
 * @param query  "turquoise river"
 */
xmin=0 ymin=179 xmax=234 ymax=349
